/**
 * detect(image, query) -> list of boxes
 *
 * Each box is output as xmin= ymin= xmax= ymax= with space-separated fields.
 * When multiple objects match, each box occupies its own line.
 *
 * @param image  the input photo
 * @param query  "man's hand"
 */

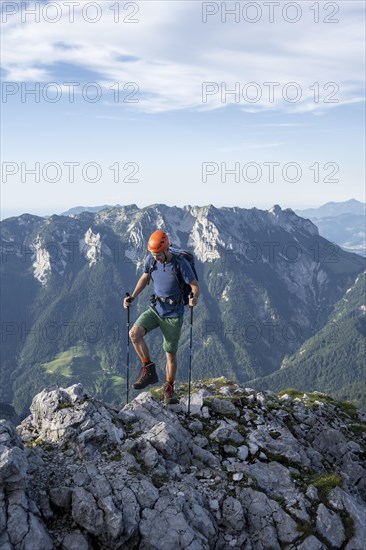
xmin=123 ymin=295 xmax=134 ymax=308
xmin=124 ymin=274 xmax=149 ymax=308
xmin=189 ymin=281 xmax=200 ymax=307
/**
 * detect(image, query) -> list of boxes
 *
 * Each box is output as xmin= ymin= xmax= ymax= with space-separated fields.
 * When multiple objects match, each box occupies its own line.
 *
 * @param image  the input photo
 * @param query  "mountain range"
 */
xmin=64 ymin=199 xmax=366 ymax=256
xmin=23 ymin=199 xmax=366 ymax=257
xmin=295 ymin=200 xmax=366 ymax=256
xmin=1 ymin=203 xmax=365 ymax=416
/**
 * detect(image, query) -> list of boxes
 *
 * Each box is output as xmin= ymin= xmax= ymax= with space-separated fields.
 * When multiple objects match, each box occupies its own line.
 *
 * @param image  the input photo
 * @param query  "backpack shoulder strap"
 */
xmin=174 ymin=252 xmax=198 ymax=280
xmin=170 ymin=254 xmax=185 ymax=293
xmin=171 ymin=253 xmax=183 ymax=276
xmin=147 ymin=255 xmax=157 ymax=285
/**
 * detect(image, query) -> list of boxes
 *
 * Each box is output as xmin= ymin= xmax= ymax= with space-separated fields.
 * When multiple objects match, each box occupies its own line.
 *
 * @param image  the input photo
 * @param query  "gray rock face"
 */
xmin=140 ymin=490 xmax=217 ymax=549
xmin=1 ymin=379 xmax=366 ymax=549
xmin=144 ymin=420 xmax=191 ymax=465
xmin=0 ymin=421 xmax=53 ymax=550
xmin=316 ymin=503 xmax=346 ymax=547
xmin=72 ymin=487 xmax=105 ymax=536
xmin=240 ymin=487 xmax=300 ymax=548
xmin=62 ymin=531 xmax=90 ymax=550
xmin=221 ymin=496 xmax=245 ymax=533
xmin=19 ymin=384 xmax=125 ymax=453
xmin=210 ymin=397 xmax=238 ymax=415
xmin=297 ymin=535 xmax=327 ymax=549
xmin=209 ymin=421 xmax=244 ymax=445
xmin=0 ymin=446 xmax=27 ymax=484
xmin=328 ymin=486 xmax=366 ymax=549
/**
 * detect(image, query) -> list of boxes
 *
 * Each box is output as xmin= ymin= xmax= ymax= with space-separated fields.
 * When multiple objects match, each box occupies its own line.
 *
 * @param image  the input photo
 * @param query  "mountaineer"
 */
xmin=123 ymin=230 xmax=200 ymax=405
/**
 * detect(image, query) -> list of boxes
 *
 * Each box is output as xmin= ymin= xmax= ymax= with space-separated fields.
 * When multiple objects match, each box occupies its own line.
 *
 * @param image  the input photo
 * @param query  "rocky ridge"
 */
xmin=1 ymin=379 xmax=366 ymax=549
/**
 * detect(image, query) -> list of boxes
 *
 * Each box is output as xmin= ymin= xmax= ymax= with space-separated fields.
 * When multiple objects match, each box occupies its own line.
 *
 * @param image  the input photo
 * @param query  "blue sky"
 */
xmin=1 ymin=0 xmax=365 ymax=218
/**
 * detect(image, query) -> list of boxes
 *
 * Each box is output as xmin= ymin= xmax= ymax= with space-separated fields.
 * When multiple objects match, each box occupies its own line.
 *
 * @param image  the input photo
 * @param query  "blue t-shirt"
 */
xmin=144 ymin=254 xmax=196 ymax=318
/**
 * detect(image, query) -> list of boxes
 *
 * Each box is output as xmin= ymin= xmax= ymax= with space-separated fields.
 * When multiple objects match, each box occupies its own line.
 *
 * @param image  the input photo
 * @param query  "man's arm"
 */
xmin=123 ymin=272 xmax=150 ymax=308
xmin=189 ymin=280 xmax=200 ymax=307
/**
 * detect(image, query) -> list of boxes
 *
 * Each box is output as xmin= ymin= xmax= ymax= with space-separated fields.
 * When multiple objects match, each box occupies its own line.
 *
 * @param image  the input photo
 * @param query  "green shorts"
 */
xmin=135 ymin=307 xmax=184 ymax=354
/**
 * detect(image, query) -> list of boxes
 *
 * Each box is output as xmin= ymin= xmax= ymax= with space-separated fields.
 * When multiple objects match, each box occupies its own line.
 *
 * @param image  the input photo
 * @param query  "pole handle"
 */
xmin=126 ymin=292 xmax=131 ymax=321
xmin=189 ymin=291 xmax=194 ymax=323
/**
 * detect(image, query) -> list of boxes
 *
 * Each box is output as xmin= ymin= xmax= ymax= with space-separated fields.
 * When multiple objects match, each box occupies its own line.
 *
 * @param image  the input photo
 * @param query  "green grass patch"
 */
xmin=271 ymin=495 xmax=286 ymax=507
xmin=57 ymin=402 xmax=72 ymax=410
xmin=40 ymin=344 xmax=126 ymax=404
xmin=110 ymin=376 xmax=125 ymax=388
xmin=278 ymin=389 xmax=358 ymax=418
xmin=267 ymin=401 xmax=280 ymax=410
xmin=149 ymin=386 xmax=164 ymax=400
xmin=25 ymin=438 xmax=54 ymax=451
xmin=341 ymin=510 xmax=355 ymax=540
xmin=349 ymin=422 xmax=366 ymax=435
xmin=265 ymin=451 xmax=302 ymax=469
xmin=296 ymin=520 xmax=314 ymax=538
xmin=42 ymin=349 xmax=74 ymax=376
xmin=41 ymin=344 xmax=101 ymax=377
xmin=151 ymin=472 xmax=169 ymax=488
xmin=204 ymin=377 xmax=236 ymax=388
xmin=290 ymin=472 xmax=304 ymax=482
xmin=308 ymin=473 xmax=343 ymax=501
xmin=278 ymin=388 xmax=306 ymax=399
xmin=111 ymin=453 xmax=122 ymax=461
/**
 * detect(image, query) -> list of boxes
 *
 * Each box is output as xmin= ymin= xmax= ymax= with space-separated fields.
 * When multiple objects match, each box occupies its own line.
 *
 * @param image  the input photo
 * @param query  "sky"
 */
xmin=1 ymin=0 xmax=365 ymax=218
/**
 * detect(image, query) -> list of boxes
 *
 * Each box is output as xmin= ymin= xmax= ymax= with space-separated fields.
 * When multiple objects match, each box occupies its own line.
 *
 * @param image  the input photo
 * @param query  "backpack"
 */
xmin=147 ymin=247 xmax=198 ymax=305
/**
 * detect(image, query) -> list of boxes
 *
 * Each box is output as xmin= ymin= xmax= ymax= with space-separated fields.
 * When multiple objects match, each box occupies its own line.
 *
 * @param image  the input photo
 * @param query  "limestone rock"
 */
xmin=0 ymin=421 xmax=53 ymax=550
xmin=316 ymin=503 xmax=346 ymax=547
xmin=210 ymin=397 xmax=238 ymax=415
xmin=0 ymin=381 xmax=364 ymax=549
xmin=209 ymin=421 xmax=244 ymax=445
xmin=296 ymin=535 xmax=327 ymax=549
xmin=328 ymin=487 xmax=366 ymax=549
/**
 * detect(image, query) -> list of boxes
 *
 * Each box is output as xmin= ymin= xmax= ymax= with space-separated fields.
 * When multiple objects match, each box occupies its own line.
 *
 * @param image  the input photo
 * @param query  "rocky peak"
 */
xmin=268 ymin=204 xmax=318 ymax=236
xmin=1 ymin=380 xmax=366 ymax=549
xmin=79 ymin=228 xmax=105 ymax=267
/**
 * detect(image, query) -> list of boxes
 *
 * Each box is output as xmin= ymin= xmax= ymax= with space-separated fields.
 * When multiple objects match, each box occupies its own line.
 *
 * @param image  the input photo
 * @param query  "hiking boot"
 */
xmin=164 ymin=383 xmax=179 ymax=405
xmin=132 ymin=362 xmax=158 ymax=390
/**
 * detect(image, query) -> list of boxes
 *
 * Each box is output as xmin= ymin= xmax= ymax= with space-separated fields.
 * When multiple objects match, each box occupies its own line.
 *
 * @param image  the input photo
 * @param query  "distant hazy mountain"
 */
xmin=309 ymin=213 xmax=365 ymax=256
xmin=296 ymin=199 xmax=365 ymax=219
xmin=248 ymin=271 xmax=366 ymax=409
xmin=62 ymin=204 xmax=122 ymax=216
xmin=1 ymin=204 xmax=365 ymax=416
xmin=295 ymin=200 xmax=366 ymax=257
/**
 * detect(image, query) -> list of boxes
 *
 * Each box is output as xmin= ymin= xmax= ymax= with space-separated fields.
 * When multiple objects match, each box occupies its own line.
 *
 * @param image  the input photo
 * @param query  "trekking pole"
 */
xmin=188 ymin=292 xmax=194 ymax=416
xmin=126 ymin=292 xmax=131 ymax=404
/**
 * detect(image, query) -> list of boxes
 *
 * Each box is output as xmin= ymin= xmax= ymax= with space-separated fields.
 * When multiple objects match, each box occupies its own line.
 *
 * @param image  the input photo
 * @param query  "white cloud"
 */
xmin=1 ymin=0 xmax=365 ymax=114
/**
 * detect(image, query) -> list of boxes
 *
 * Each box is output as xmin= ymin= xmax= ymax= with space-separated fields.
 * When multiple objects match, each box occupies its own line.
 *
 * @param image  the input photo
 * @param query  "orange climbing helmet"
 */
xmin=147 ymin=230 xmax=170 ymax=253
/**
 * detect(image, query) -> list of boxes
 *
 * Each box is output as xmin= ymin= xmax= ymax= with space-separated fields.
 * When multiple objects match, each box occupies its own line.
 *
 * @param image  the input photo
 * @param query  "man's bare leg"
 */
xmin=129 ymin=325 xmax=150 ymax=361
xmin=165 ymin=352 xmax=177 ymax=382
xmin=130 ymin=325 xmax=159 ymax=389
